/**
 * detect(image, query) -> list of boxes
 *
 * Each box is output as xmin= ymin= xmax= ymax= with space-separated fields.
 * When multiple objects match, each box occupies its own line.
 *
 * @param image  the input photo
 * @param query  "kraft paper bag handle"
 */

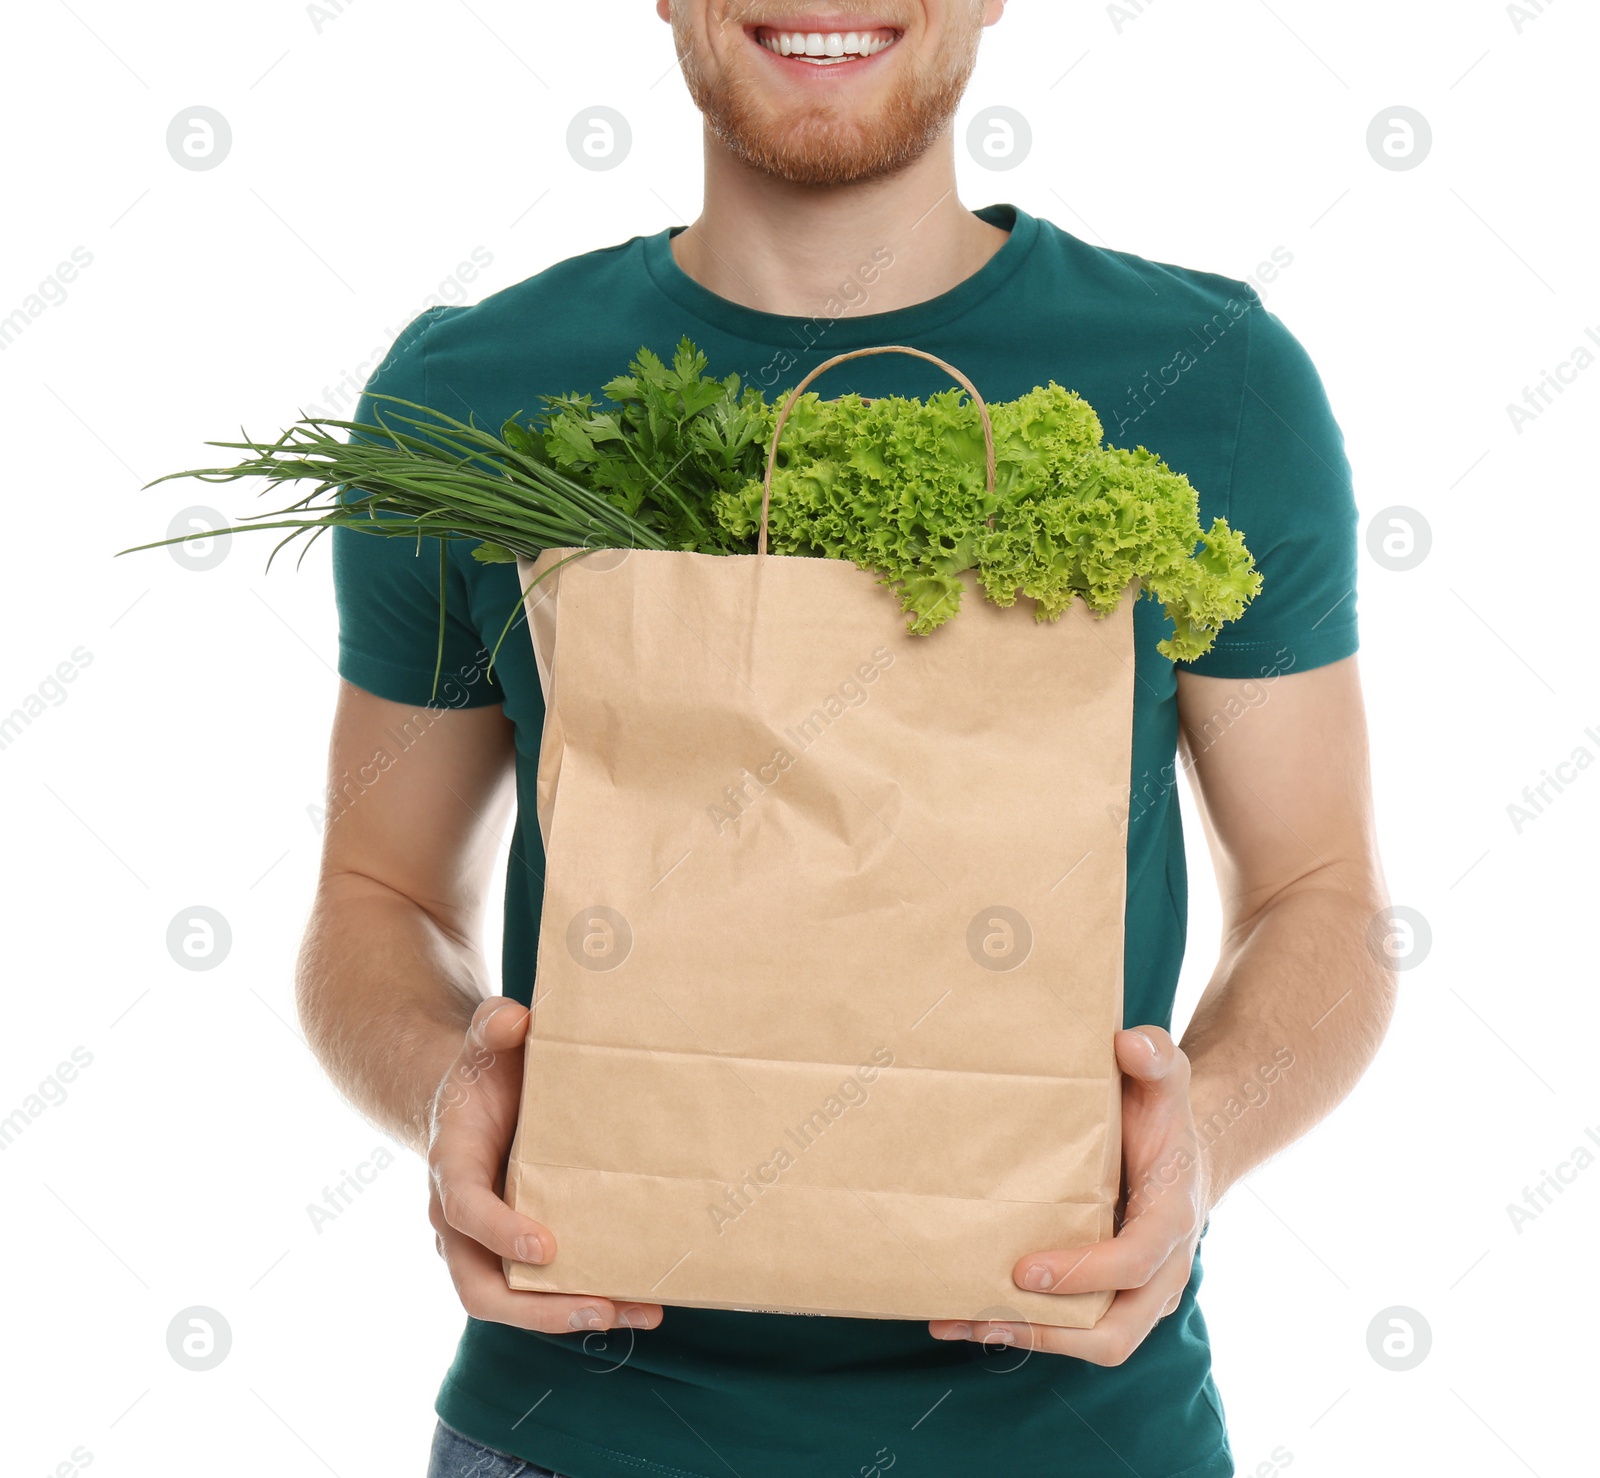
xmin=758 ymin=344 xmax=998 ymax=557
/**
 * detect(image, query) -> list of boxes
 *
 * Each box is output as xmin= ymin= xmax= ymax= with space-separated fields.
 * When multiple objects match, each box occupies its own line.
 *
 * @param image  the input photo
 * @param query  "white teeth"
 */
xmin=757 ymin=28 xmax=896 ymax=61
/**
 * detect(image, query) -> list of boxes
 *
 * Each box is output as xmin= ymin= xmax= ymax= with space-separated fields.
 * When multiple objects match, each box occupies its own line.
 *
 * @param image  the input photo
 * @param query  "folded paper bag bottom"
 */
xmin=505 ymin=1162 xmax=1114 ymax=1327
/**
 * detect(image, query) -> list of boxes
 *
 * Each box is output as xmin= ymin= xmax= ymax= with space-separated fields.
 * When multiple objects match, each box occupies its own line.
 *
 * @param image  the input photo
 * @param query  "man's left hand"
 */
xmin=928 ymin=1025 xmax=1214 ymax=1365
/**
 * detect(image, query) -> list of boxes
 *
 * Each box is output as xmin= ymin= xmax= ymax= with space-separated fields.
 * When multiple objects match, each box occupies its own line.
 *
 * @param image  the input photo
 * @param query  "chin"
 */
xmin=684 ymin=12 xmax=978 ymax=186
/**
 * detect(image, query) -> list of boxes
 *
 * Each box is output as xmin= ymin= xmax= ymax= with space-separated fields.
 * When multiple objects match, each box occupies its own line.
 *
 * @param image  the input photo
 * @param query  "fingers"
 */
xmin=933 ymin=1251 xmax=1192 ymax=1367
xmin=432 ymin=1158 xmax=555 ymax=1265
xmin=1015 ymin=1187 xmax=1198 ymax=1296
xmin=430 ymin=997 xmax=529 ymax=1151
xmin=1006 ymin=1026 xmax=1204 ymax=1299
xmin=1113 ymin=1025 xmax=1186 ymax=1087
xmin=425 ymin=1004 xmax=662 ymax=1337
xmin=451 ymin=997 xmax=530 ymax=1098
xmin=1016 ymin=1164 xmax=1199 ymax=1295
xmin=426 ymin=996 xmax=665 ymax=1337
xmin=428 ymin=994 xmax=548 ymax=1259
xmin=469 ymin=995 xmax=529 ymax=1051
xmin=451 ymin=996 xmax=531 ymax=1112
xmin=431 ymin=1204 xmax=663 ymax=1334
xmin=934 ymin=1024 xmax=1201 ymax=1361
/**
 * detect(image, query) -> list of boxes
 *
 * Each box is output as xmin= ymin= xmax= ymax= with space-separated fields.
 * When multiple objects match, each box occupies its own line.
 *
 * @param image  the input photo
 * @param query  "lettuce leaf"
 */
xmin=714 ymin=379 xmax=1261 ymax=660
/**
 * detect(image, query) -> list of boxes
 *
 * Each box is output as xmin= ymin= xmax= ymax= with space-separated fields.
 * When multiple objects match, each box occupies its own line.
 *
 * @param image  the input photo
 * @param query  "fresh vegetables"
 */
xmin=122 ymin=336 xmax=1261 ymax=696
xmin=121 ymin=393 xmax=684 ymax=696
xmin=718 ymin=378 xmax=1261 ymax=658
xmin=533 ymin=337 xmax=775 ymax=555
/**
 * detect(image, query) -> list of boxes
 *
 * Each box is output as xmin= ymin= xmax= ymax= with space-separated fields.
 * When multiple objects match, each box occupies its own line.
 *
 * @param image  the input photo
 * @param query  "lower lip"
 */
xmin=748 ymin=32 xmax=897 ymax=74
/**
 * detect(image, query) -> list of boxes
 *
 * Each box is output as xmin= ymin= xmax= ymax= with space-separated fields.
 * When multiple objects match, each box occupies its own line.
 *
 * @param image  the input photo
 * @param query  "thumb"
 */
xmin=1115 ymin=1025 xmax=1180 ymax=1083
xmin=469 ymin=994 xmax=529 ymax=1051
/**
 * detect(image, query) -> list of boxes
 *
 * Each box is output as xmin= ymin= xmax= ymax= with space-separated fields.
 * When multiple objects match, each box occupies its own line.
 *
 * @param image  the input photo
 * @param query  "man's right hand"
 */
xmin=296 ymin=685 xmax=663 ymax=1336
xmin=427 ymin=995 xmax=665 ymax=1334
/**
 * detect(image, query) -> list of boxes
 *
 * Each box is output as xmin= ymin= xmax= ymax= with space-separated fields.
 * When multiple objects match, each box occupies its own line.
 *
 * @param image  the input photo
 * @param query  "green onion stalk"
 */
xmin=118 ymin=395 xmax=671 ymax=701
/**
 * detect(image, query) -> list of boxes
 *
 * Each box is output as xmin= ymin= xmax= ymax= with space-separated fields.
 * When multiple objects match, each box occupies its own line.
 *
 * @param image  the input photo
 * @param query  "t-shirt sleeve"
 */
xmin=330 ymin=307 xmax=504 ymax=709
xmin=1181 ymin=287 xmax=1360 ymax=680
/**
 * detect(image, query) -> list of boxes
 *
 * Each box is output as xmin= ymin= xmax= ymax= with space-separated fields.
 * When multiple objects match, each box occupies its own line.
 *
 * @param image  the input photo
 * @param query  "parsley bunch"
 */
xmin=532 ymin=338 xmax=775 ymax=553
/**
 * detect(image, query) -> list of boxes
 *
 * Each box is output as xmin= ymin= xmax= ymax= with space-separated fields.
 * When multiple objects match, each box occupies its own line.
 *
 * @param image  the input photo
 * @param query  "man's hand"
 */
xmin=428 ymin=995 xmax=665 ymax=1335
xmin=295 ymin=685 xmax=665 ymax=1338
xmin=928 ymin=1026 xmax=1210 ymax=1363
xmin=929 ymin=658 xmax=1396 ymax=1363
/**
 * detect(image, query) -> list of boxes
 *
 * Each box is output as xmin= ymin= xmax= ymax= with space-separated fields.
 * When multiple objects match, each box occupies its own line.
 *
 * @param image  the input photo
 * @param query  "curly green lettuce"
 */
xmin=712 ymin=380 xmax=1262 ymax=661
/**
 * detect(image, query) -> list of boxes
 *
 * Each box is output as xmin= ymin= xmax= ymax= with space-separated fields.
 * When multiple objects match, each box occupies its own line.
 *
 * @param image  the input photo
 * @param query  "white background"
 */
xmin=2 ymin=2 xmax=1595 ymax=1474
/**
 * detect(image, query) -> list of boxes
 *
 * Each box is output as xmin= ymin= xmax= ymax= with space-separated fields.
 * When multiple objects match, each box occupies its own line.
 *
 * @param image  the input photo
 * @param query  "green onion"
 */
xmin=118 ymin=395 xmax=672 ymax=700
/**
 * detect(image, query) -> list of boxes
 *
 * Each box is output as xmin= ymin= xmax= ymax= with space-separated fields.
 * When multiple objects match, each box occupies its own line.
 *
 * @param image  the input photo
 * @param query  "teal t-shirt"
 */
xmin=332 ymin=202 xmax=1358 ymax=1478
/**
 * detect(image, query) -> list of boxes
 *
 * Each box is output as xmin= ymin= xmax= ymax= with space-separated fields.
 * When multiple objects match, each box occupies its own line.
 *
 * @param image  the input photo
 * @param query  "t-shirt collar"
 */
xmin=642 ymin=202 xmax=1039 ymax=349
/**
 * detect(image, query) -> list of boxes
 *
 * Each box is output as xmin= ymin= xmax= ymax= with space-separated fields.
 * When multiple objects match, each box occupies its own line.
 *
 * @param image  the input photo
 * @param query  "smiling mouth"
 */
xmin=750 ymin=25 xmax=902 ymax=65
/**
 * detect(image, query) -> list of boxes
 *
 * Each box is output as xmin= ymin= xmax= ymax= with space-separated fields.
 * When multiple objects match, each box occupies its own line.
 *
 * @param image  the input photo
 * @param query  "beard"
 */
xmin=674 ymin=10 xmax=984 ymax=187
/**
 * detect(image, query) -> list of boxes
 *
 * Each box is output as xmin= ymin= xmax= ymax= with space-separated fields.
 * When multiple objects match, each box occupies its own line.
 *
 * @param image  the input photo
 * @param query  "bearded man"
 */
xmin=297 ymin=6 xmax=1395 ymax=1475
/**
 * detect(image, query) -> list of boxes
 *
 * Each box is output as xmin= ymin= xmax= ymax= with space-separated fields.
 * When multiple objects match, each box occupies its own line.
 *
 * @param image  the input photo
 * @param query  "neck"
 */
xmin=668 ymin=134 xmax=1009 ymax=318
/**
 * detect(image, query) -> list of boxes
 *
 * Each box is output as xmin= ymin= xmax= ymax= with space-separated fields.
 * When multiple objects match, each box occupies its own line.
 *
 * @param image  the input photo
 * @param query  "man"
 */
xmin=296 ymin=3 xmax=1396 ymax=1475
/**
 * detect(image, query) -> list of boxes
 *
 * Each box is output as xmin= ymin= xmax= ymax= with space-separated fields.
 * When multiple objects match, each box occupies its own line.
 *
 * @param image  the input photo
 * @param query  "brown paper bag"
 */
xmin=503 ymin=346 xmax=1135 ymax=1328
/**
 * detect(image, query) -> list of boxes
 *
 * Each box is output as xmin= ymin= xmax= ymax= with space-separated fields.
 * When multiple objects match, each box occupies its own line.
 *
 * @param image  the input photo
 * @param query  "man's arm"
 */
xmin=294 ymin=679 xmax=663 ymax=1334
xmin=295 ymin=680 xmax=514 ymax=1151
xmin=931 ymin=656 xmax=1397 ymax=1360
xmin=1177 ymin=654 xmax=1396 ymax=1203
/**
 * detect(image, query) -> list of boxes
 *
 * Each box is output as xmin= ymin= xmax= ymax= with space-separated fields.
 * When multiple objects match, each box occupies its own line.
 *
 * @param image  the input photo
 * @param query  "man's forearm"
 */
xmin=1179 ymin=874 xmax=1397 ymax=1208
xmin=294 ymin=872 xmax=492 ymax=1155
